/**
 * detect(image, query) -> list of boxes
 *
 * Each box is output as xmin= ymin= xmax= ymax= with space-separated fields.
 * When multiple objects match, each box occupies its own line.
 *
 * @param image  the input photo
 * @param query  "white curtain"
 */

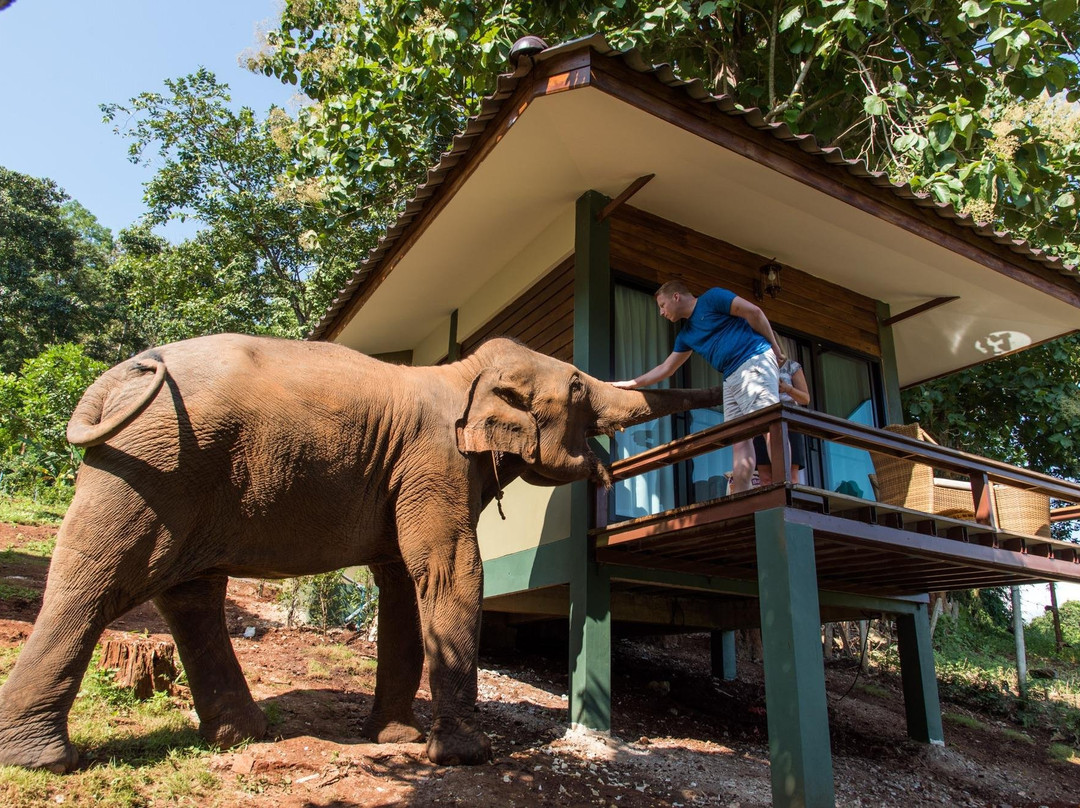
xmin=613 ymin=286 xmax=676 ymax=517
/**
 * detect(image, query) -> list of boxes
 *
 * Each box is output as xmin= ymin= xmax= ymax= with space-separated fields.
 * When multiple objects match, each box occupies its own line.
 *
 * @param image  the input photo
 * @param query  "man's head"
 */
xmin=654 ymin=280 xmax=696 ymax=322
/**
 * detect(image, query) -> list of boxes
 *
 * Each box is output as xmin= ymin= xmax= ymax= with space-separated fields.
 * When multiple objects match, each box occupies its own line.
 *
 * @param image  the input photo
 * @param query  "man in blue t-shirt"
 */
xmin=612 ymin=280 xmax=785 ymax=493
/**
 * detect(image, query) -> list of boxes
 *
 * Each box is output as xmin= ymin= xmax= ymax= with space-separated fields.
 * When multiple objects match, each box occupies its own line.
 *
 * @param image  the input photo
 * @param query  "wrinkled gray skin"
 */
xmin=0 ymin=334 xmax=723 ymax=772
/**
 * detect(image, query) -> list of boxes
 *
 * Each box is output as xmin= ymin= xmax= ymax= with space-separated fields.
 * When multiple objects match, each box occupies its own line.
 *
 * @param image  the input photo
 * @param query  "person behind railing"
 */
xmin=610 ymin=280 xmax=785 ymax=493
xmin=754 ymin=357 xmax=810 ymax=485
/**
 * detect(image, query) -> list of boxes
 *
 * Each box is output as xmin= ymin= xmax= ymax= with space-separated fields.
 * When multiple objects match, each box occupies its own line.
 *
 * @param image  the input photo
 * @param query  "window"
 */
xmin=814 ymin=347 xmax=882 ymax=499
xmin=611 ymin=282 xmax=885 ymax=519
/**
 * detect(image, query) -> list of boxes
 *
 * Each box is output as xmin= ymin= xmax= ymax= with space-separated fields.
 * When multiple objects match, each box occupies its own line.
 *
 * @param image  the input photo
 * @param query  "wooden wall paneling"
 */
xmin=610 ymin=207 xmax=881 ymax=356
xmin=461 ymin=258 xmax=575 ymax=362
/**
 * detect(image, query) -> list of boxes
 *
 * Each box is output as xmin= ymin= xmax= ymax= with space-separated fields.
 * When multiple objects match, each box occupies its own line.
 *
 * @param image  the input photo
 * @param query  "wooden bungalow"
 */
xmin=309 ymin=35 xmax=1080 ymax=807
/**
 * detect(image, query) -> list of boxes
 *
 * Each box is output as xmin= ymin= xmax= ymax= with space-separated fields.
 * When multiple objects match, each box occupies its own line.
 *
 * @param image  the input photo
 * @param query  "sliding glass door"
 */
xmin=612 ymin=285 xmax=676 ymax=518
xmin=816 ymin=348 xmax=881 ymax=498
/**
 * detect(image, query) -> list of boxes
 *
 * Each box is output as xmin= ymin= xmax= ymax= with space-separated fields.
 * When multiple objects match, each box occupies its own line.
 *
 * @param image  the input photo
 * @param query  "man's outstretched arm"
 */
xmin=611 ymin=350 xmax=692 ymax=389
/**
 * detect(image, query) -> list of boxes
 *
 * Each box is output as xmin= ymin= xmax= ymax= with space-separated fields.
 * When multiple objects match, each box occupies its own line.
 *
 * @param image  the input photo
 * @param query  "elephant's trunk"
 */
xmin=590 ymin=383 xmax=724 ymax=434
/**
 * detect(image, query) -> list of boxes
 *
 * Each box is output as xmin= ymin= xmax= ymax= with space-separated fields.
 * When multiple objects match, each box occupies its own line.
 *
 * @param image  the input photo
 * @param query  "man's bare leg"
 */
xmin=731 ymin=438 xmax=757 ymax=493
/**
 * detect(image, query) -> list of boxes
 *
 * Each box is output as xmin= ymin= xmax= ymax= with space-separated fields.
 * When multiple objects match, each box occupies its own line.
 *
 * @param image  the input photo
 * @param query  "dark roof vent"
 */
xmin=508 ymin=36 xmax=548 ymax=69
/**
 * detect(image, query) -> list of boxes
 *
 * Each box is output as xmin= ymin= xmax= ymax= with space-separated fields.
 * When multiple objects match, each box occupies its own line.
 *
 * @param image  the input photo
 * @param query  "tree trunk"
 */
xmin=1049 ymin=582 xmax=1065 ymax=651
xmin=98 ymin=638 xmax=177 ymax=699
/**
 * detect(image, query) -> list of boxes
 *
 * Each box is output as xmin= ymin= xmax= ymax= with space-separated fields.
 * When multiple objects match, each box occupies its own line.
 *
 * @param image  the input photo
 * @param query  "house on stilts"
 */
xmin=309 ymin=35 xmax=1080 ymax=807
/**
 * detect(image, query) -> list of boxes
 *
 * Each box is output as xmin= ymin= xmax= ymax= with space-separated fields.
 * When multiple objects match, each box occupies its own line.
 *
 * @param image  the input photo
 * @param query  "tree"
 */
xmin=101 ymin=69 xmax=372 ymax=337
xmin=905 ymin=334 xmax=1080 ymax=481
xmin=102 ymin=226 xmax=295 ymax=356
xmin=0 ymin=168 xmax=112 ymax=372
xmin=252 ymin=0 xmax=1080 ymax=259
xmin=0 ymin=343 xmax=107 ymax=494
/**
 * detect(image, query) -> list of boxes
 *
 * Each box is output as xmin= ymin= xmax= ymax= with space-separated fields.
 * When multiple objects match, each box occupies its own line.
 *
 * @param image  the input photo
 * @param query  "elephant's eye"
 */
xmin=569 ymin=375 xmax=585 ymax=399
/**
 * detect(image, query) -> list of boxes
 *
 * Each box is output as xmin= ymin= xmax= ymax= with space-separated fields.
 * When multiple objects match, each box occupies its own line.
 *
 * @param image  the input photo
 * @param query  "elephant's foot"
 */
xmin=197 ymin=703 xmax=269 ymax=749
xmin=362 ymin=712 xmax=424 ymax=744
xmin=0 ymin=720 xmax=79 ymax=773
xmin=426 ymin=716 xmax=492 ymax=765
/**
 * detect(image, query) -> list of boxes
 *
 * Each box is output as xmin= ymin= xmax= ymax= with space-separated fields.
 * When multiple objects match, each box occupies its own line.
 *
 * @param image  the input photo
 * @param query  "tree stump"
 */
xmin=98 ymin=638 xmax=178 ymax=699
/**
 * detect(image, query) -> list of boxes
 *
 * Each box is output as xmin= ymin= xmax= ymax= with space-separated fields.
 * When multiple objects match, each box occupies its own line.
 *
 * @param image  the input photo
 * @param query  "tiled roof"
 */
xmin=309 ymin=34 xmax=1078 ymax=341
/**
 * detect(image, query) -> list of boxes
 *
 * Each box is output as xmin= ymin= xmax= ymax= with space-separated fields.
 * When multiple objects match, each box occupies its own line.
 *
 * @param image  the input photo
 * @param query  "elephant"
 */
xmin=0 ymin=333 xmax=724 ymax=772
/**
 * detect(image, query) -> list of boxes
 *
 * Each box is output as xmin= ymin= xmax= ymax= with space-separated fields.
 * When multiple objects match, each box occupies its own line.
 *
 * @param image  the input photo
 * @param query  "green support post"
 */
xmin=896 ymin=603 xmax=945 ymax=745
xmin=876 ymin=301 xmax=904 ymax=425
xmin=569 ymin=189 xmax=613 ymax=731
xmin=711 ymin=630 xmax=737 ymax=681
xmin=755 ymin=507 xmax=835 ymax=808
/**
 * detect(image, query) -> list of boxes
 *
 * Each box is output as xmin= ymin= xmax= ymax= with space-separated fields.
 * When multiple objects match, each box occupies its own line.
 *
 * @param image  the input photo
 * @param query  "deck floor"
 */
xmin=593 ymin=484 xmax=1080 ymax=597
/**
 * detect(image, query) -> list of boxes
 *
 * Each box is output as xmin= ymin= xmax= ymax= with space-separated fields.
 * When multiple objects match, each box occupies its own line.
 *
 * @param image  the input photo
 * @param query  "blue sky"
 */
xmin=0 ymin=0 xmax=297 ymax=239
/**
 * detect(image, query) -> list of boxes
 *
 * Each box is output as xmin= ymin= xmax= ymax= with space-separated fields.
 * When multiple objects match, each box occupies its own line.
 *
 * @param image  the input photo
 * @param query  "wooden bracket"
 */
xmin=596 ymin=174 xmax=656 ymax=222
xmin=881 ymin=296 xmax=960 ymax=327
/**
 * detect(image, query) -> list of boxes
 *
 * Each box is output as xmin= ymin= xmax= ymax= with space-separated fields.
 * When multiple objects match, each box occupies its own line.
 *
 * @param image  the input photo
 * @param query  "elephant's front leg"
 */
xmin=402 ymin=517 xmax=490 ymax=765
xmin=361 ymin=561 xmax=424 ymax=743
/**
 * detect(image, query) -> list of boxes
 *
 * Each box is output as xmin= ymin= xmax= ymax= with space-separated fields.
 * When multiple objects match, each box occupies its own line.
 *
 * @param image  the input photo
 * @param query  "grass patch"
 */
xmin=307 ymin=659 xmax=332 ymax=679
xmin=1001 ymin=727 xmax=1034 ymax=744
xmin=0 ymin=496 xmax=68 ymax=526
xmin=854 ymin=682 xmax=889 ymax=699
xmin=0 ymin=752 xmax=222 ymax=808
xmin=1049 ymin=743 xmax=1080 ymax=764
xmin=69 ymin=650 xmax=203 ymax=762
xmin=997 ymin=725 xmax=1032 ymax=743
xmin=0 ymin=646 xmax=220 ymax=807
xmin=0 ymin=645 xmax=21 ymax=681
xmin=310 ymin=643 xmax=377 ymax=676
xmin=944 ymin=712 xmax=988 ymax=730
xmin=0 ymin=582 xmax=39 ymax=602
xmin=0 ymin=536 xmax=55 ymax=564
xmin=263 ymin=700 xmax=284 ymax=726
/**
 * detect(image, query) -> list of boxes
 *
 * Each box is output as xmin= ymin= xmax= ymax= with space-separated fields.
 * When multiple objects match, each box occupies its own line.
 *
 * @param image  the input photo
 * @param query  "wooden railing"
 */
xmin=600 ymin=403 xmax=1080 ymax=532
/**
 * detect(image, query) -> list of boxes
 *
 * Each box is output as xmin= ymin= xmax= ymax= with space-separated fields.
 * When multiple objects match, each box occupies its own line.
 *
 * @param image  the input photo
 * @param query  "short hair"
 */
xmin=655 ymin=280 xmax=691 ymax=298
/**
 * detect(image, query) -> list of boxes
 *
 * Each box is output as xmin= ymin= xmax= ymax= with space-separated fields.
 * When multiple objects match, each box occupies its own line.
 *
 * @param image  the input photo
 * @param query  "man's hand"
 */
xmin=610 ymin=379 xmax=638 ymax=389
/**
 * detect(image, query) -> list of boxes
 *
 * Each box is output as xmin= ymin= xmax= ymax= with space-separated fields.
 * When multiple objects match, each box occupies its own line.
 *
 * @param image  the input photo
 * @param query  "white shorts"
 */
xmin=723 ymin=351 xmax=780 ymax=418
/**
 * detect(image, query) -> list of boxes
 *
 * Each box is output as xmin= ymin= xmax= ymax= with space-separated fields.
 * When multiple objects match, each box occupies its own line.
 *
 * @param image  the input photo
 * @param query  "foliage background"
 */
xmin=0 ymin=1 xmax=1077 ymax=624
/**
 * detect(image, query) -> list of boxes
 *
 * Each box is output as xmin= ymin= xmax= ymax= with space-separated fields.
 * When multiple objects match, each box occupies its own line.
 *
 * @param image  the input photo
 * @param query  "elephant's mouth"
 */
xmin=581 ymin=429 xmax=614 ymax=488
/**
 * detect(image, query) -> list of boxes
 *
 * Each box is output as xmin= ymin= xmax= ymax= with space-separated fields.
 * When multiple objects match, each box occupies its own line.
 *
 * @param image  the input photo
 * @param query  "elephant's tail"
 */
xmin=66 ymin=355 xmax=167 ymax=448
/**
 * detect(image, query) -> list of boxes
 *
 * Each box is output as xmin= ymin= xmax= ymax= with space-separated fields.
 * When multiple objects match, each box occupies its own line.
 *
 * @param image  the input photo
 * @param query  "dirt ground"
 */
xmin=2 ymin=521 xmax=1080 ymax=807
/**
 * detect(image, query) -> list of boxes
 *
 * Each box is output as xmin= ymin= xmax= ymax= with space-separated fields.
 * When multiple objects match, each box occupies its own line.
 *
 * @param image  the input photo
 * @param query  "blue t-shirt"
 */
xmin=673 ymin=287 xmax=771 ymax=376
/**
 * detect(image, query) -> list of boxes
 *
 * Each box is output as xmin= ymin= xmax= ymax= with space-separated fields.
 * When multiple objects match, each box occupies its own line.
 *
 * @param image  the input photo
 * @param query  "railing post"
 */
xmin=768 ymin=410 xmax=792 ymax=484
xmin=970 ymin=472 xmax=998 ymax=527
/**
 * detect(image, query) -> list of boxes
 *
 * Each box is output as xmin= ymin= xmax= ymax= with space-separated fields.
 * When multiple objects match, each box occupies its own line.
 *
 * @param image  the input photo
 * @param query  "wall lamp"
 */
xmin=754 ymin=260 xmax=783 ymax=301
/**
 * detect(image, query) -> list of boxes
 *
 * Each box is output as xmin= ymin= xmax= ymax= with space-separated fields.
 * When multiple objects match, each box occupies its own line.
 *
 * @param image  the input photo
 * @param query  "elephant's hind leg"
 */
xmin=361 ymin=561 xmax=425 ymax=744
xmin=0 ymin=544 xmax=124 ymax=772
xmin=154 ymin=575 xmax=268 ymax=748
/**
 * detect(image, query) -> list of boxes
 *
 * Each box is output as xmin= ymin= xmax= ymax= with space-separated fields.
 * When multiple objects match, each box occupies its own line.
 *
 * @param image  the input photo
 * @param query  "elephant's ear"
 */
xmin=456 ymin=368 xmax=539 ymax=463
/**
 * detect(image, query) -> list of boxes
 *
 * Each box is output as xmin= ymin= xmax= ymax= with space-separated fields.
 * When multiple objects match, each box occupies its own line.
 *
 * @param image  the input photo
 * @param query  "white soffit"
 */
xmin=337 ymin=85 xmax=1078 ymax=385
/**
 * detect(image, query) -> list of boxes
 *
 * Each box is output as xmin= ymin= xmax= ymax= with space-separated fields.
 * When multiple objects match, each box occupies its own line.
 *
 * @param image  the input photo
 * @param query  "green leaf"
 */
xmin=863 ymin=95 xmax=888 ymax=116
xmin=698 ymin=1 xmax=718 ymax=16
xmin=928 ymin=121 xmax=956 ymax=153
xmin=778 ymin=5 xmax=802 ymax=30
xmin=1053 ymin=192 xmax=1076 ymax=209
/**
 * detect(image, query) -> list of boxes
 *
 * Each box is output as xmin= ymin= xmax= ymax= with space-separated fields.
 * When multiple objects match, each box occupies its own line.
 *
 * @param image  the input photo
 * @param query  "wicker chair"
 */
xmin=994 ymin=485 xmax=1051 ymax=537
xmin=868 ymin=423 xmax=976 ymax=520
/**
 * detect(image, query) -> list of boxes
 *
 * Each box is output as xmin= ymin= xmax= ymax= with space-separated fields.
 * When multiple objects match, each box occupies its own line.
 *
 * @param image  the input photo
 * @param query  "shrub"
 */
xmin=0 ymin=344 xmax=106 ymax=496
xmin=278 ymin=567 xmax=378 ymax=632
xmin=1027 ymin=599 xmax=1080 ymax=658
